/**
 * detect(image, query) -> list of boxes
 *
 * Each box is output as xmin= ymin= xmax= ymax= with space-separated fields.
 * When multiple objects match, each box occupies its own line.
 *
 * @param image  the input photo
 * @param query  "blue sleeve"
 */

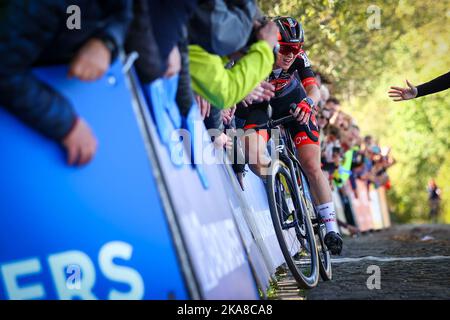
xmin=0 ymin=1 xmax=77 ymax=140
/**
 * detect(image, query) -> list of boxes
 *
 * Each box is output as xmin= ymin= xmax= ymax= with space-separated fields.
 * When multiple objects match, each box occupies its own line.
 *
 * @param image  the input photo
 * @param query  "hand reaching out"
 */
xmin=388 ymin=80 xmax=418 ymax=101
xmin=242 ymin=81 xmax=275 ymax=107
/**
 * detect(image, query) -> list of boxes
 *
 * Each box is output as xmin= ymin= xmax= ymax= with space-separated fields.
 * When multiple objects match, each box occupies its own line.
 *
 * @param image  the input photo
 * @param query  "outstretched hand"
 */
xmin=388 ymin=80 xmax=418 ymax=102
xmin=241 ymin=81 xmax=275 ymax=107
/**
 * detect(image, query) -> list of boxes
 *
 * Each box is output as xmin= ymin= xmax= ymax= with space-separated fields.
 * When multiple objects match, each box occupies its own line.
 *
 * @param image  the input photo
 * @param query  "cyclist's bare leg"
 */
xmin=296 ymin=144 xmax=332 ymax=204
xmin=241 ymin=130 xmax=271 ymax=178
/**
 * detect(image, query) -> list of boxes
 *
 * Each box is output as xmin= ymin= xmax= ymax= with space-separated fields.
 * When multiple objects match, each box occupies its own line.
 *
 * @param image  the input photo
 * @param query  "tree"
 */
xmin=258 ymin=0 xmax=450 ymax=222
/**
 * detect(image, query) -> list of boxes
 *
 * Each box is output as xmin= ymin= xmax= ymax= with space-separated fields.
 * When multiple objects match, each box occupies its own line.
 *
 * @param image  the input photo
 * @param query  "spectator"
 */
xmin=189 ymin=0 xmax=257 ymax=57
xmin=325 ymin=97 xmax=341 ymax=119
xmin=188 ymin=20 xmax=278 ymax=109
xmin=388 ymin=71 xmax=450 ymax=101
xmin=125 ymin=0 xmax=183 ymax=83
xmin=428 ymin=179 xmax=442 ymax=223
xmin=322 ymin=125 xmax=341 ymax=166
xmin=126 ymin=0 xmax=198 ymax=116
xmin=0 ymin=0 xmax=132 ymax=166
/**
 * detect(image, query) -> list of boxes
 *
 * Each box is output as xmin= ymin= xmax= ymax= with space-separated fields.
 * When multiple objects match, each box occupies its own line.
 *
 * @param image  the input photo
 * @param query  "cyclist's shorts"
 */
xmin=243 ymin=103 xmax=320 ymax=148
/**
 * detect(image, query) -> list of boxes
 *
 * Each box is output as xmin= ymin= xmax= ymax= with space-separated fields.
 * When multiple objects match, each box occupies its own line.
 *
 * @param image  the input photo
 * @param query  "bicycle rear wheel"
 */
xmin=267 ymin=160 xmax=319 ymax=289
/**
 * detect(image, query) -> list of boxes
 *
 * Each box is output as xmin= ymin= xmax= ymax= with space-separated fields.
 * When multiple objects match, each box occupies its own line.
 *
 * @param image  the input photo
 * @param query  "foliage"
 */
xmin=258 ymin=0 xmax=450 ymax=222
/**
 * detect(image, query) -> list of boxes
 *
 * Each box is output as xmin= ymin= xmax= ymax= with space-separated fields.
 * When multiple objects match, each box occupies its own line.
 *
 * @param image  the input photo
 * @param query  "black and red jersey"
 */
xmin=240 ymin=50 xmax=321 ymax=147
xmin=268 ymin=50 xmax=317 ymax=109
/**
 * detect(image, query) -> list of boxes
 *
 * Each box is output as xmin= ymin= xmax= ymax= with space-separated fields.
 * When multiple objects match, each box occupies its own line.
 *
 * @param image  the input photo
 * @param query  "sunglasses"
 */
xmin=278 ymin=43 xmax=302 ymax=56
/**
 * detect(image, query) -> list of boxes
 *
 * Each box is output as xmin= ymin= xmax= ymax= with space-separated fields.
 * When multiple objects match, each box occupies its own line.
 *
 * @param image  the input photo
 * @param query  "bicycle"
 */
xmin=254 ymin=104 xmax=332 ymax=289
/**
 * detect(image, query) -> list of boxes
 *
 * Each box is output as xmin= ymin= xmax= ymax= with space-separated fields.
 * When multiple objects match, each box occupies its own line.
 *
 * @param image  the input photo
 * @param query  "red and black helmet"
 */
xmin=274 ymin=16 xmax=304 ymax=45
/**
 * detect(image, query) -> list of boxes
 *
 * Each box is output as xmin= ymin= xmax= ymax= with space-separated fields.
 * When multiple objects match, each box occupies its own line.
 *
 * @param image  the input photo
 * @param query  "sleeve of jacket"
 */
xmin=209 ymin=0 xmax=256 ymax=56
xmin=0 ymin=1 xmax=77 ymax=141
xmin=189 ymin=40 xmax=274 ymax=109
xmin=190 ymin=0 xmax=256 ymax=56
xmin=97 ymin=0 xmax=133 ymax=58
xmin=416 ymin=71 xmax=450 ymax=98
xmin=149 ymin=0 xmax=198 ymax=62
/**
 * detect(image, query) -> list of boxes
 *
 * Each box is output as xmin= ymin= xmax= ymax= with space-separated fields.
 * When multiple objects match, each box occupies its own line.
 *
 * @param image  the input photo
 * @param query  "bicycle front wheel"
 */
xmin=267 ymin=160 xmax=319 ymax=289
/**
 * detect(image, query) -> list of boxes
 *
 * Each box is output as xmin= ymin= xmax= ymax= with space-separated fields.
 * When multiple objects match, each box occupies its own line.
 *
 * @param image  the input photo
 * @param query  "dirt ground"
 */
xmin=276 ymin=224 xmax=450 ymax=300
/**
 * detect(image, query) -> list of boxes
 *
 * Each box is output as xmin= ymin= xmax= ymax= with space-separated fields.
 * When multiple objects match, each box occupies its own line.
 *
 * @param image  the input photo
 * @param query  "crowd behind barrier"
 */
xmin=0 ymin=1 xmax=394 ymax=299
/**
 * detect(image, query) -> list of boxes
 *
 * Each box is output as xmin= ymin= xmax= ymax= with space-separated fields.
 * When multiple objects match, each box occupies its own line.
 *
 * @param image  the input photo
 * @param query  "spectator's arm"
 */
xmin=207 ymin=0 xmax=256 ymax=56
xmin=125 ymin=0 xmax=165 ymax=82
xmin=189 ymin=0 xmax=255 ymax=56
xmin=97 ymin=0 xmax=133 ymax=59
xmin=416 ymin=71 xmax=450 ymax=98
xmin=189 ymin=40 xmax=274 ymax=109
xmin=0 ymin=1 xmax=77 ymax=140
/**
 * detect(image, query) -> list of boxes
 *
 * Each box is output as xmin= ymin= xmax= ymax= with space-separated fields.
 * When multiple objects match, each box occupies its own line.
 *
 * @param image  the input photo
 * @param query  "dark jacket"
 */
xmin=0 ymin=0 xmax=132 ymax=140
xmin=126 ymin=0 xmax=198 ymax=84
xmin=189 ymin=0 xmax=256 ymax=56
xmin=416 ymin=71 xmax=450 ymax=98
xmin=125 ymin=1 xmax=198 ymax=115
xmin=148 ymin=0 xmax=198 ymax=62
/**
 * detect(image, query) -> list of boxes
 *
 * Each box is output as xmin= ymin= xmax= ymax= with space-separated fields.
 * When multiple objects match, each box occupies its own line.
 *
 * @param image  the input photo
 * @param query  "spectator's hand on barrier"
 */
xmin=214 ymin=132 xmax=231 ymax=150
xmin=229 ymin=106 xmax=236 ymax=123
xmin=196 ymin=95 xmax=211 ymax=120
xmin=62 ymin=118 xmax=98 ymax=166
xmin=164 ymin=46 xmax=181 ymax=78
xmin=257 ymin=21 xmax=279 ymax=49
xmin=291 ymin=100 xmax=312 ymax=125
xmin=68 ymin=39 xmax=111 ymax=81
xmin=388 ymin=80 xmax=418 ymax=101
xmin=222 ymin=106 xmax=236 ymax=125
xmin=223 ymin=112 xmax=232 ymax=125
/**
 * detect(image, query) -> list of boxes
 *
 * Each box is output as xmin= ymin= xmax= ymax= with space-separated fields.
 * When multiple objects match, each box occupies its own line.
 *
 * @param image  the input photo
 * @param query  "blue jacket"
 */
xmin=0 ymin=0 xmax=132 ymax=140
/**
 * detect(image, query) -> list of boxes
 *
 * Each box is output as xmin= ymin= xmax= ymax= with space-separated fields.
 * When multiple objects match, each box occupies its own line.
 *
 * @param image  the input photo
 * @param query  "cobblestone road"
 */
xmin=277 ymin=224 xmax=450 ymax=300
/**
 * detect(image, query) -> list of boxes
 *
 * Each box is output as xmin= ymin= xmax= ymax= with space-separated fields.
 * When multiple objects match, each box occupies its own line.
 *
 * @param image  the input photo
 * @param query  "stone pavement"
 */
xmin=275 ymin=224 xmax=450 ymax=300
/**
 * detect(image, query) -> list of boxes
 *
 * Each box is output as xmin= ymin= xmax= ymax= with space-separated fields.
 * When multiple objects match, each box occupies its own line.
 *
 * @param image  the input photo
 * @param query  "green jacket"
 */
xmin=334 ymin=146 xmax=359 ymax=188
xmin=189 ymin=40 xmax=274 ymax=109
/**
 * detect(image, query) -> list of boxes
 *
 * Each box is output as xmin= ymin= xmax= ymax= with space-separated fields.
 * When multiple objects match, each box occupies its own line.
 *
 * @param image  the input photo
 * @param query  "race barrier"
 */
xmin=0 ymin=61 xmax=188 ymax=300
xmin=339 ymin=181 xmax=391 ymax=232
xmin=0 ymin=60 xmax=267 ymax=300
xmin=0 ymin=59 xmax=391 ymax=300
xmin=135 ymin=73 xmax=260 ymax=299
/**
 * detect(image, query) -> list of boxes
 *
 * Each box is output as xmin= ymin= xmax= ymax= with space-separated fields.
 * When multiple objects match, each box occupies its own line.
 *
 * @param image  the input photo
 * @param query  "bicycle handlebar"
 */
xmin=251 ymin=104 xmax=319 ymax=143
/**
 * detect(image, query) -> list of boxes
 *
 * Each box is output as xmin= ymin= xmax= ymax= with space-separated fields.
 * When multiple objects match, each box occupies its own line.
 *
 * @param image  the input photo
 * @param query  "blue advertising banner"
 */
xmin=139 ymin=80 xmax=259 ymax=299
xmin=221 ymin=165 xmax=273 ymax=291
xmin=0 ymin=61 xmax=188 ymax=300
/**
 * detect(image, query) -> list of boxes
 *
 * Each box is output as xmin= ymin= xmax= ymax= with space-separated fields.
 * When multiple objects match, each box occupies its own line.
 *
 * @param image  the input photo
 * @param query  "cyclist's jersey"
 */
xmin=270 ymin=50 xmax=316 ymax=105
xmin=243 ymin=50 xmax=320 ymax=147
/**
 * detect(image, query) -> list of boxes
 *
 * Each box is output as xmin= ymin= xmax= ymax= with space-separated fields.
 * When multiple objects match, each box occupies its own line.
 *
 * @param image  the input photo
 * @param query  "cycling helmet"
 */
xmin=274 ymin=16 xmax=304 ymax=45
